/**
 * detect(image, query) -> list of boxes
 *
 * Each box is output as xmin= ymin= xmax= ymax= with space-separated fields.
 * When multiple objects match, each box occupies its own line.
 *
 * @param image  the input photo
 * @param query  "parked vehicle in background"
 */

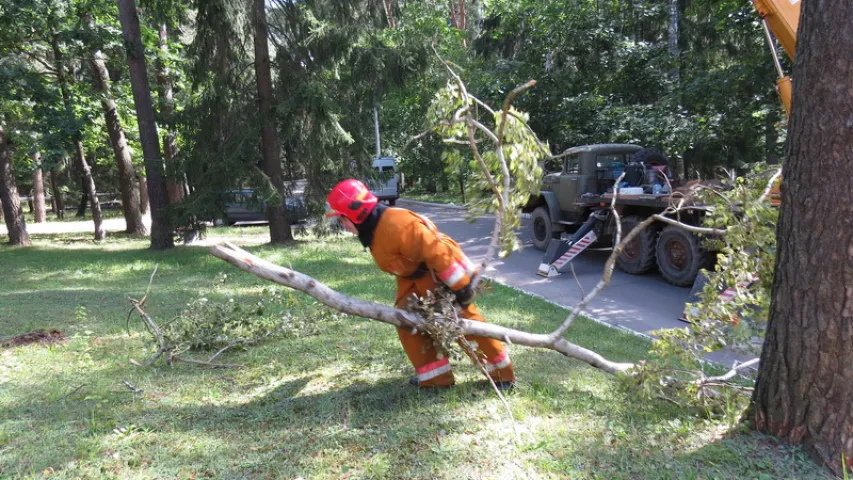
xmin=219 ymin=184 xmax=307 ymax=226
xmin=368 ymin=157 xmax=399 ymax=205
xmin=524 ymin=144 xmax=717 ymax=287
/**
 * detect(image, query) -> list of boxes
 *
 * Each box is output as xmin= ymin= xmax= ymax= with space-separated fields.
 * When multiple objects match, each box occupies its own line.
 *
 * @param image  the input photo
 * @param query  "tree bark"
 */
xmin=75 ymin=143 xmax=105 ymax=240
xmin=749 ymin=1 xmax=853 ymax=476
xmin=116 ymin=0 xmax=174 ymax=249
xmin=76 ymin=176 xmax=87 ymax=217
xmin=382 ymin=0 xmax=397 ymax=28
xmin=155 ymin=23 xmax=183 ymax=205
xmin=668 ymin=0 xmax=679 ymax=83
xmin=89 ymin=48 xmax=148 ymax=236
xmin=138 ymin=173 xmax=149 ymax=215
xmin=252 ymin=0 xmax=292 ymax=244
xmin=51 ymin=31 xmax=104 ymax=240
xmin=50 ymin=169 xmax=64 ymax=219
xmin=32 ymin=159 xmax=46 ymax=224
xmin=0 ymin=124 xmax=31 ymax=246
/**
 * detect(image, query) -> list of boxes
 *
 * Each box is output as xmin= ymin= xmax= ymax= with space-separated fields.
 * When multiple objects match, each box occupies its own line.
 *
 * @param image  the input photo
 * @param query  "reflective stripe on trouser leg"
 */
xmin=396 ymin=326 xmax=455 ymax=387
xmin=459 ymin=303 xmax=515 ymax=383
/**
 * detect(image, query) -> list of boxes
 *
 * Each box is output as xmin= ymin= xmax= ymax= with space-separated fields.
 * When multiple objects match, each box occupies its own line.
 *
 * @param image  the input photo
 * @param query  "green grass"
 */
xmin=402 ymin=189 xmax=466 ymax=206
xmin=0 ymin=229 xmax=833 ymax=479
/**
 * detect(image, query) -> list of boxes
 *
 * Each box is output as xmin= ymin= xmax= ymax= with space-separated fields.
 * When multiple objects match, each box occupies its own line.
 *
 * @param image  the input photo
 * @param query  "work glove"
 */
xmin=453 ymin=273 xmax=479 ymax=307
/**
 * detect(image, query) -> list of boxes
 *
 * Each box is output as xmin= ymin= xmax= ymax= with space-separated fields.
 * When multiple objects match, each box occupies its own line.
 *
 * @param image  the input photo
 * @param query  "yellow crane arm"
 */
xmin=752 ymin=0 xmax=801 ymax=116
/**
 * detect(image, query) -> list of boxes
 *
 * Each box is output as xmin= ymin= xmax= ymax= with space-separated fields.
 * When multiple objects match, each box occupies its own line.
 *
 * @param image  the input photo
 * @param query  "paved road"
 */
xmin=398 ymin=199 xmax=693 ymax=338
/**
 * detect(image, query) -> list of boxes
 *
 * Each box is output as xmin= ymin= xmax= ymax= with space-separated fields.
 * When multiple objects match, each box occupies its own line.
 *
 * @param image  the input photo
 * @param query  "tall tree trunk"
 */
xmin=156 ymin=23 xmax=183 ymax=205
xmin=138 ymin=173 xmax=149 ymax=215
xmin=116 ymin=0 xmax=174 ymax=249
xmin=51 ymin=31 xmax=104 ymax=240
xmin=50 ymin=169 xmax=64 ymax=219
xmin=32 ymin=158 xmax=46 ymax=224
xmin=252 ymin=0 xmax=292 ymax=244
xmin=75 ymin=143 xmax=105 ymax=240
xmin=76 ymin=176 xmax=88 ymax=217
xmin=749 ymin=1 xmax=853 ymax=476
xmin=668 ymin=0 xmax=679 ymax=83
xmin=89 ymin=48 xmax=148 ymax=236
xmin=382 ymin=0 xmax=397 ymax=28
xmin=0 ymin=124 xmax=31 ymax=246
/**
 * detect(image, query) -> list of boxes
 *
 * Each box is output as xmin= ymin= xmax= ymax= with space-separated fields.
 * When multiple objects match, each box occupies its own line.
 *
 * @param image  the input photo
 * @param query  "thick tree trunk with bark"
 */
xmin=50 ymin=169 xmax=64 ymax=219
xmin=252 ymin=0 xmax=292 ymax=244
xmin=89 ymin=48 xmax=147 ymax=236
xmin=0 ymin=124 xmax=31 ymax=246
xmin=51 ymin=31 xmax=104 ymax=240
xmin=156 ymin=24 xmax=183 ymax=205
xmin=116 ymin=0 xmax=174 ymax=249
xmin=750 ymin=1 xmax=853 ymax=476
xmin=32 ymin=162 xmax=46 ymax=224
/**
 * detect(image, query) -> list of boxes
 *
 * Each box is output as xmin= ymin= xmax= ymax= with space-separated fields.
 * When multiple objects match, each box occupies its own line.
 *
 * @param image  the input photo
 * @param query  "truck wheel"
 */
xmin=655 ymin=226 xmax=714 ymax=287
xmin=388 ymin=198 xmax=397 ymax=206
xmin=616 ymin=215 xmax=658 ymax=274
xmin=531 ymin=206 xmax=556 ymax=251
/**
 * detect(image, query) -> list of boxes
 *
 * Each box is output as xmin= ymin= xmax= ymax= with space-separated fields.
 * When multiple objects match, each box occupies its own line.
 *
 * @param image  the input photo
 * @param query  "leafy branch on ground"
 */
xmin=128 ymin=272 xmax=320 ymax=368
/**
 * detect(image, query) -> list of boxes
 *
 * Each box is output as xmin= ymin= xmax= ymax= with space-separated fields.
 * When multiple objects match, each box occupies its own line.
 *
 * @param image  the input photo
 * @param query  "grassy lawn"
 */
xmin=401 ymin=189 xmax=466 ymax=206
xmin=0 ymin=228 xmax=832 ymax=479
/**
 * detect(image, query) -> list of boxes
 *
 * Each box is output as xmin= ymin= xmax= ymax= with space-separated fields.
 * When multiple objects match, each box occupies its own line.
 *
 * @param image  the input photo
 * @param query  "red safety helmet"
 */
xmin=325 ymin=179 xmax=378 ymax=224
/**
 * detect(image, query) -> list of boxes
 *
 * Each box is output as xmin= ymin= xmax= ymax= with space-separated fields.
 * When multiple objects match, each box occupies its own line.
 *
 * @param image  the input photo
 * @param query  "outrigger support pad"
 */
xmin=536 ymin=211 xmax=609 ymax=277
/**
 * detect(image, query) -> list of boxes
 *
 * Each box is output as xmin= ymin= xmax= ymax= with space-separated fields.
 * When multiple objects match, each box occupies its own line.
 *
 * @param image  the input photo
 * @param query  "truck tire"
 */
xmin=531 ymin=206 xmax=557 ymax=251
xmin=655 ymin=225 xmax=714 ymax=287
xmin=616 ymin=215 xmax=658 ymax=274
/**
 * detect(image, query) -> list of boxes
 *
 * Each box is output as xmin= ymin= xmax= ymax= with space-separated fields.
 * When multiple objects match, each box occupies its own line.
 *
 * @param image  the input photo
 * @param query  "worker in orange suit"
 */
xmin=325 ymin=179 xmax=515 ymax=390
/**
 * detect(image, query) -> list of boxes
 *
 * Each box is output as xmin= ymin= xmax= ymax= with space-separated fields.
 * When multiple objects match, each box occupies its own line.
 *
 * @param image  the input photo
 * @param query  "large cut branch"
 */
xmin=210 ymin=242 xmax=634 ymax=375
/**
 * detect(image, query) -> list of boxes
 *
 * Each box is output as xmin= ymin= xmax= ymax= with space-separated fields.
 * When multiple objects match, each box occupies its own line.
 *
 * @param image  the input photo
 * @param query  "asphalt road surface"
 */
xmin=398 ymin=199 xmax=693 ymax=338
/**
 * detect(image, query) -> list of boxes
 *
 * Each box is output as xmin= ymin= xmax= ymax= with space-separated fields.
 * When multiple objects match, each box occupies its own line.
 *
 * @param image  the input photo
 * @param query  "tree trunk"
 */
xmin=51 ymin=30 xmax=104 ymax=240
xmin=138 ymin=174 xmax=149 ymax=215
xmin=76 ymin=176 xmax=87 ymax=217
xmin=668 ymin=0 xmax=679 ymax=83
xmin=75 ymin=142 xmax=106 ymax=240
xmin=32 ymin=160 xmax=46 ymax=224
xmin=252 ymin=0 xmax=292 ymax=244
xmin=89 ymin=48 xmax=148 ymax=236
xmin=156 ymin=23 xmax=183 ymax=205
xmin=116 ymin=0 xmax=174 ymax=250
xmin=50 ymin=169 xmax=64 ymax=219
xmin=382 ymin=0 xmax=397 ymax=28
xmin=0 ymin=124 xmax=31 ymax=246
xmin=749 ymin=1 xmax=853 ymax=476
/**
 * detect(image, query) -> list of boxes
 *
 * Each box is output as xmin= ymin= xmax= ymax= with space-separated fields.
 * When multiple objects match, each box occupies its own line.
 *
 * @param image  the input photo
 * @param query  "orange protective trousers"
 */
xmin=395 ymin=275 xmax=515 ymax=387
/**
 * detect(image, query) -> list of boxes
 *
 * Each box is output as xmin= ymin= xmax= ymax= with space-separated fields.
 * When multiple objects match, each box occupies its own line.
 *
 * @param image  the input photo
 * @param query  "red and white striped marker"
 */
xmin=553 ymin=231 xmax=598 ymax=270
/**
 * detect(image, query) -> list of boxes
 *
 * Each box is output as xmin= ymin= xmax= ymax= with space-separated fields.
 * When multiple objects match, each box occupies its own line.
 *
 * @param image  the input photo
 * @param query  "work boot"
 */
xmin=494 ymin=380 xmax=515 ymax=392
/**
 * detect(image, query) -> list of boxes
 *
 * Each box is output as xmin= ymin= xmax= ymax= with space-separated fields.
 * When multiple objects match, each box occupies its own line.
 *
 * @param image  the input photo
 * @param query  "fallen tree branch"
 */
xmin=210 ymin=242 xmax=634 ymax=375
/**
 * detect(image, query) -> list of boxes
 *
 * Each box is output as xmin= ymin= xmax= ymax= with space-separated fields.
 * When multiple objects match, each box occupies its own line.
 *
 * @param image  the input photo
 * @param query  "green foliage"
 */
xmin=426 ymin=80 xmax=542 ymax=256
xmin=628 ymin=165 xmax=779 ymax=411
xmin=160 ymin=273 xmax=319 ymax=354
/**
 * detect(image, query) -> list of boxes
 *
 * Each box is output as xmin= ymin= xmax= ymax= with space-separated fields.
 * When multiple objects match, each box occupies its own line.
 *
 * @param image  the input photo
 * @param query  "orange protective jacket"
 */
xmin=366 ymin=207 xmax=514 ymax=387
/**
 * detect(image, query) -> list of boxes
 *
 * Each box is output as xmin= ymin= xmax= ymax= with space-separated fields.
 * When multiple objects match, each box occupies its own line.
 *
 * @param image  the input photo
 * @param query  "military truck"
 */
xmin=522 ymin=143 xmax=716 ymax=287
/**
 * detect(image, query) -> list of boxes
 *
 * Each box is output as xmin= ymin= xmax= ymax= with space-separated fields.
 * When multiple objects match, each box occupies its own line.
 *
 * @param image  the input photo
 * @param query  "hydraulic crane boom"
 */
xmin=752 ymin=0 xmax=801 ymax=116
